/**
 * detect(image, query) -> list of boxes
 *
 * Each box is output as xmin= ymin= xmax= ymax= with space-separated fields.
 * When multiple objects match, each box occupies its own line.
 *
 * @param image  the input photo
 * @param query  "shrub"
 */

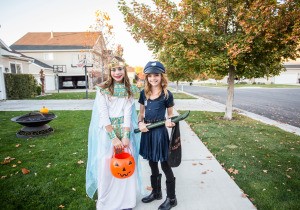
xmin=4 ymin=73 xmax=38 ymax=99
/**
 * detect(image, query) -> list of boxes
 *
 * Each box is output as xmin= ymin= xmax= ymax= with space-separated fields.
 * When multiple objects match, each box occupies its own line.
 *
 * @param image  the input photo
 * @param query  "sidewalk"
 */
xmin=1 ymin=98 xmax=258 ymax=209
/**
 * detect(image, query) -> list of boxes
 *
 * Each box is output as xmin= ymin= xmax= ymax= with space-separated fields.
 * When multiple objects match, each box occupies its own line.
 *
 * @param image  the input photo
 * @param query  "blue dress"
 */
xmin=138 ymin=89 xmax=174 ymax=162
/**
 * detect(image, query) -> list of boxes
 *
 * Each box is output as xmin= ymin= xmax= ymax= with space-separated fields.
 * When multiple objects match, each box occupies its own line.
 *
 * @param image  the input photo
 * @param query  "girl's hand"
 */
xmin=121 ymin=138 xmax=130 ymax=148
xmin=139 ymin=122 xmax=150 ymax=132
xmin=165 ymin=119 xmax=175 ymax=128
xmin=112 ymin=138 xmax=123 ymax=153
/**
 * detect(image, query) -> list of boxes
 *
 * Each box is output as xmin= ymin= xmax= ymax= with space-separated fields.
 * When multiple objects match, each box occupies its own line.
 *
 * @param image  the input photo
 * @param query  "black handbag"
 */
xmin=168 ymin=122 xmax=182 ymax=167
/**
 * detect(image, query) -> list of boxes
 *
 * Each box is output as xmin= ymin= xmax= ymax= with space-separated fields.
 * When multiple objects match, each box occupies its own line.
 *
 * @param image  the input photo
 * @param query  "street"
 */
xmin=170 ymin=84 xmax=300 ymax=128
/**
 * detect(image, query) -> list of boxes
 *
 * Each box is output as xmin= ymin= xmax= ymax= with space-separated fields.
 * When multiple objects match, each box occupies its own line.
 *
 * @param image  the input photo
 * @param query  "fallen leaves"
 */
xmin=21 ymin=168 xmax=30 ymax=174
xmin=58 ymin=204 xmax=65 ymax=209
xmin=1 ymin=156 xmax=16 ymax=165
xmin=227 ymin=167 xmax=239 ymax=175
xmin=77 ymin=160 xmax=84 ymax=164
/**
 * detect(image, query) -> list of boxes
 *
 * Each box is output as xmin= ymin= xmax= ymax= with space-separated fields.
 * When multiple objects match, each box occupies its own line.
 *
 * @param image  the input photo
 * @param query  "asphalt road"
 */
xmin=170 ymin=84 xmax=300 ymax=128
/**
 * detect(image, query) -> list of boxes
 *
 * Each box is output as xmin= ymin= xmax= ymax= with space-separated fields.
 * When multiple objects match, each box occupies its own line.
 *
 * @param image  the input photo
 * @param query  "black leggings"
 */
xmin=149 ymin=160 xmax=174 ymax=182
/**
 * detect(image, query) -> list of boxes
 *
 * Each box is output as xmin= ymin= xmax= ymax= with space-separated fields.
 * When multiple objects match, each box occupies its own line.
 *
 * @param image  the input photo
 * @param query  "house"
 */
xmin=10 ymin=32 xmax=108 ymax=91
xmin=0 ymin=38 xmax=35 ymax=100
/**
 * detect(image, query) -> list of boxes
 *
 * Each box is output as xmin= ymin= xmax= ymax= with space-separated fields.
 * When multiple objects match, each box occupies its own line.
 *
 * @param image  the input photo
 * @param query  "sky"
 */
xmin=0 ymin=0 xmax=154 ymax=67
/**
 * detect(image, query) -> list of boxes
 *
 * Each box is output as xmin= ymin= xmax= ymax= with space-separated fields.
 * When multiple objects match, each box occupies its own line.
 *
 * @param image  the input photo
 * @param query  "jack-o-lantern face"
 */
xmin=110 ymin=152 xmax=135 ymax=179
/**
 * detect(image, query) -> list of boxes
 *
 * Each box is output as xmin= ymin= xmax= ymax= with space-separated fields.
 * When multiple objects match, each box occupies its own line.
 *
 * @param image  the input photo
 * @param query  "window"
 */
xmin=10 ymin=63 xmax=22 ymax=74
xmin=44 ymin=53 xmax=54 ymax=60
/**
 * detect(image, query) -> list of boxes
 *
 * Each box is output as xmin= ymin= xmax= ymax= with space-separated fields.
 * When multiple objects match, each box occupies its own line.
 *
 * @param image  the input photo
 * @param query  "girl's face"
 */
xmin=110 ymin=66 xmax=125 ymax=83
xmin=147 ymin=73 xmax=162 ymax=87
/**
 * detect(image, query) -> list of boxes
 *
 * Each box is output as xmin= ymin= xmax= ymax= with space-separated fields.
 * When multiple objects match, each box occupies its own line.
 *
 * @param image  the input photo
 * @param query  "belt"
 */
xmin=144 ymin=118 xmax=165 ymax=123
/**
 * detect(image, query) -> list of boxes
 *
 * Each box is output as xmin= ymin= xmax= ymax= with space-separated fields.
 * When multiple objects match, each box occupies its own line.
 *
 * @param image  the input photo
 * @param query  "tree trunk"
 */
xmin=176 ymin=80 xmax=179 ymax=92
xmin=224 ymin=66 xmax=235 ymax=120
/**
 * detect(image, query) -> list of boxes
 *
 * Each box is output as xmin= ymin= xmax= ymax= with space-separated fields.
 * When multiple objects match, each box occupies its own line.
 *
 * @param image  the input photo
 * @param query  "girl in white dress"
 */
xmin=86 ymin=56 xmax=142 ymax=210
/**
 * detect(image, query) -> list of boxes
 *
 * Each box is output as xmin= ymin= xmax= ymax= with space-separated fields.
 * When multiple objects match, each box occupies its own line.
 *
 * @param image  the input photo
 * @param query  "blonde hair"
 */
xmin=144 ymin=73 xmax=169 ymax=100
xmin=98 ymin=66 xmax=133 ymax=98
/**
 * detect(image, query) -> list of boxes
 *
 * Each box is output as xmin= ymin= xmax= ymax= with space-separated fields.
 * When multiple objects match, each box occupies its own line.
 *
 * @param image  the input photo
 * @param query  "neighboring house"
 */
xmin=10 ymin=32 xmax=108 ymax=91
xmin=0 ymin=38 xmax=34 ymax=100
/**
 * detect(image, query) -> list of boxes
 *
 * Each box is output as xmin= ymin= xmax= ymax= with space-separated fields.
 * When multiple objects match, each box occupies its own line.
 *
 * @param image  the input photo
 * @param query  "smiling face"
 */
xmin=110 ymin=66 xmax=125 ymax=83
xmin=147 ymin=73 xmax=162 ymax=87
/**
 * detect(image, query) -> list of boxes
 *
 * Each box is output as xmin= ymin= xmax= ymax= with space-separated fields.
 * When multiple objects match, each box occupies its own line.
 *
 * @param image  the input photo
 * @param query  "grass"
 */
xmin=33 ymin=90 xmax=196 ymax=100
xmin=1 ymin=111 xmax=299 ymax=209
xmin=181 ymin=111 xmax=300 ymax=210
xmin=0 ymin=111 xmax=95 ymax=210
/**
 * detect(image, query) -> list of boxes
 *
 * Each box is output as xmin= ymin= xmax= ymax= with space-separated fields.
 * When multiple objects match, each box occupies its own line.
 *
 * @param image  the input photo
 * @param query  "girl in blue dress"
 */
xmin=138 ymin=61 xmax=177 ymax=210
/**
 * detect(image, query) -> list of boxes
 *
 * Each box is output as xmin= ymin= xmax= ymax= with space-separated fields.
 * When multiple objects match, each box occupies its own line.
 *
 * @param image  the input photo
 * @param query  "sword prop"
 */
xmin=134 ymin=111 xmax=190 ymax=133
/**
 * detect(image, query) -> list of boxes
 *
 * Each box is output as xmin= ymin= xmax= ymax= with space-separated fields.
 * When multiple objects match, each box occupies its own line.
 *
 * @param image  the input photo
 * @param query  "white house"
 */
xmin=10 ymin=32 xmax=108 ymax=92
xmin=0 ymin=38 xmax=35 ymax=100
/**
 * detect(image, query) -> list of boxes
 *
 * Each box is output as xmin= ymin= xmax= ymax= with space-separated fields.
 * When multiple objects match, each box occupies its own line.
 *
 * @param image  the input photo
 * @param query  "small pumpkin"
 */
xmin=110 ymin=151 xmax=135 ymax=179
xmin=40 ymin=106 xmax=49 ymax=114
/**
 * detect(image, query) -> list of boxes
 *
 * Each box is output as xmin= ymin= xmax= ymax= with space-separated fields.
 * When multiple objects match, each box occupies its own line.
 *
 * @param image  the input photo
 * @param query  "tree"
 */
xmin=119 ymin=0 xmax=300 ymax=120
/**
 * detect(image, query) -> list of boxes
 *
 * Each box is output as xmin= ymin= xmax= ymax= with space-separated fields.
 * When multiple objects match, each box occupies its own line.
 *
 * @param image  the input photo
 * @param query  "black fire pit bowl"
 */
xmin=11 ymin=112 xmax=57 ymax=138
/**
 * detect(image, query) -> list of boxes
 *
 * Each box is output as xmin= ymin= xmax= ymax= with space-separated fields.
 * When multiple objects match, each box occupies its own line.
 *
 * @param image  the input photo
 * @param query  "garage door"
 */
xmin=274 ymin=73 xmax=298 ymax=84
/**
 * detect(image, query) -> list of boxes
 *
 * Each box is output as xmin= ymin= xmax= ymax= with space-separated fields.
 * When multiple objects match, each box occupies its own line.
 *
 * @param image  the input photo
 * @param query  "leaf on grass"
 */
xmin=15 ymin=144 xmax=21 ymax=147
xmin=286 ymin=175 xmax=291 ymax=179
xmin=12 ymin=164 xmax=17 ymax=168
xmin=146 ymin=186 xmax=152 ymax=191
xmin=58 ymin=205 xmax=65 ymax=209
xmin=47 ymin=163 xmax=51 ymax=168
xmin=233 ymin=169 xmax=239 ymax=175
xmin=18 ymin=161 xmax=22 ymax=164
xmin=77 ymin=160 xmax=84 ymax=164
xmin=1 ymin=157 xmax=16 ymax=165
xmin=263 ymin=170 xmax=268 ymax=173
xmin=227 ymin=168 xmax=234 ymax=173
xmin=72 ymin=188 xmax=76 ymax=191
xmin=1 ymin=175 xmax=7 ymax=179
xmin=29 ymin=145 xmax=35 ymax=148
xmin=241 ymin=193 xmax=248 ymax=198
xmin=22 ymin=168 xmax=30 ymax=174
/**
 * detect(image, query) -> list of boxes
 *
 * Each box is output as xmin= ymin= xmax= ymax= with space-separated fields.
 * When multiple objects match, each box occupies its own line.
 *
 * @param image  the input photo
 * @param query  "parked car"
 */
xmin=62 ymin=81 xmax=74 ymax=88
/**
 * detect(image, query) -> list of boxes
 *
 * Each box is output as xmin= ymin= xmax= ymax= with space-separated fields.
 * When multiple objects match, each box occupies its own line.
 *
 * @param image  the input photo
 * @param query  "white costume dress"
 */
xmin=86 ymin=84 xmax=142 ymax=210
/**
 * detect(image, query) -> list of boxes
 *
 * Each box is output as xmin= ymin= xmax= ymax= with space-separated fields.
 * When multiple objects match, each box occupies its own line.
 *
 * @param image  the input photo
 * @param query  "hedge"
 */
xmin=4 ymin=73 xmax=38 ymax=99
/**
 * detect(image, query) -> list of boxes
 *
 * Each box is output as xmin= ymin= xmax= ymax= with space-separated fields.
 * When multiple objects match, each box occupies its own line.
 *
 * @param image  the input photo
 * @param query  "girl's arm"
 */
xmin=138 ymin=104 xmax=149 ymax=132
xmin=165 ymin=107 xmax=175 ymax=128
xmin=97 ymin=91 xmax=123 ymax=150
xmin=121 ymin=99 xmax=133 ymax=147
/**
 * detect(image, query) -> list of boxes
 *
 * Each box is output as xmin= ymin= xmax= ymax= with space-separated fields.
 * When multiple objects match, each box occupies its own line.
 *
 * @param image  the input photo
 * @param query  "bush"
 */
xmin=4 ymin=73 xmax=38 ymax=99
xmin=36 ymin=85 xmax=42 ymax=96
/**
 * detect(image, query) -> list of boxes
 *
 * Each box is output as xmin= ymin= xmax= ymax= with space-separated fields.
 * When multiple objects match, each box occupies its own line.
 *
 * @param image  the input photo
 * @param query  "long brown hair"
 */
xmin=144 ymin=73 xmax=168 ymax=100
xmin=98 ymin=66 xmax=133 ymax=98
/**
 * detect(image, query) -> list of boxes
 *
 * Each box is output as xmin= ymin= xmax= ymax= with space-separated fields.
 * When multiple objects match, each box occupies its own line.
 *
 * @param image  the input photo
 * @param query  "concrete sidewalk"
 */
xmin=1 ymin=97 xmax=299 ymax=209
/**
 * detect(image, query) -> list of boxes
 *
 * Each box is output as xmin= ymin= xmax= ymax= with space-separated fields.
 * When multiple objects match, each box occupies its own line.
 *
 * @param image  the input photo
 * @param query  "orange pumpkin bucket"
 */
xmin=110 ymin=149 xmax=135 ymax=179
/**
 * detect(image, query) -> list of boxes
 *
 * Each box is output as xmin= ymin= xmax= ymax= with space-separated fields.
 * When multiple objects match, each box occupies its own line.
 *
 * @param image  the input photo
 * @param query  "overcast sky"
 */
xmin=0 ymin=0 xmax=155 ymax=67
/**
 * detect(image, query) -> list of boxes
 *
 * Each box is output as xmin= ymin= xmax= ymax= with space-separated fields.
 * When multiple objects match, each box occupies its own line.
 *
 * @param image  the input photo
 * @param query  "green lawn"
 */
xmin=181 ymin=111 xmax=300 ymax=210
xmin=1 ymin=111 xmax=299 ymax=209
xmin=33 ymin=91 xmax=196 ymax=100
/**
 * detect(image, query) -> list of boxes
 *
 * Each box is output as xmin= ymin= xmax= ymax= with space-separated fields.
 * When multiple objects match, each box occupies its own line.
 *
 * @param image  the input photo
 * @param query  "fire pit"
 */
xmin=11 ymin=112 xmax=57 ymax=138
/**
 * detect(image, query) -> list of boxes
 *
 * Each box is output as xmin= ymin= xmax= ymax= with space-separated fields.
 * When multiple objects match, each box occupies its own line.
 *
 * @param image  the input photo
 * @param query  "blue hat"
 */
xmin=144 ymin=61 xmax=165 ymax=74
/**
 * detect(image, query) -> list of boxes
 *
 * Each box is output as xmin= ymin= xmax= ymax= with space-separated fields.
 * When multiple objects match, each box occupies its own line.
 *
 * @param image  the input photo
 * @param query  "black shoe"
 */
xmin=141 ymin=174 xmax=162 ymax=203
xmin=141 ymin=191 xmax=162 ymax=203
xmin=158 ymin=197 xmax=177 ymax=210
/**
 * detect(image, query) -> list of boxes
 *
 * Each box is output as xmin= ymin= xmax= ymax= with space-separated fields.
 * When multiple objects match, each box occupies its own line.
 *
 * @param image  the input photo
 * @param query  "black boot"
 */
xmin=158 ymin=178 xmax=177 ymax=210
xmin=142 ymin=174 xmax=162 ymax=203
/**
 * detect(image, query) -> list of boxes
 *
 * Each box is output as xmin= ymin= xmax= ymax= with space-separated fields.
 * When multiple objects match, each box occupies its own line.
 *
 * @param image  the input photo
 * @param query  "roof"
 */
xmin=10 ymin=32 xmax=102 ymax=51
xmin=1 ymin=38 xmax=33 ymax=62
xmin=33 ymin=59 xmax=53 ymax=69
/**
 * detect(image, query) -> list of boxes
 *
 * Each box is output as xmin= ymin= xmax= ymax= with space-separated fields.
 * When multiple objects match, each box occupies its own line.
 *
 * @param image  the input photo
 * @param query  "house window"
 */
xmin=44 ymin=53 xmax=54 ymax=60
xmin=10 ymin=63 xmax=22 ymax=74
